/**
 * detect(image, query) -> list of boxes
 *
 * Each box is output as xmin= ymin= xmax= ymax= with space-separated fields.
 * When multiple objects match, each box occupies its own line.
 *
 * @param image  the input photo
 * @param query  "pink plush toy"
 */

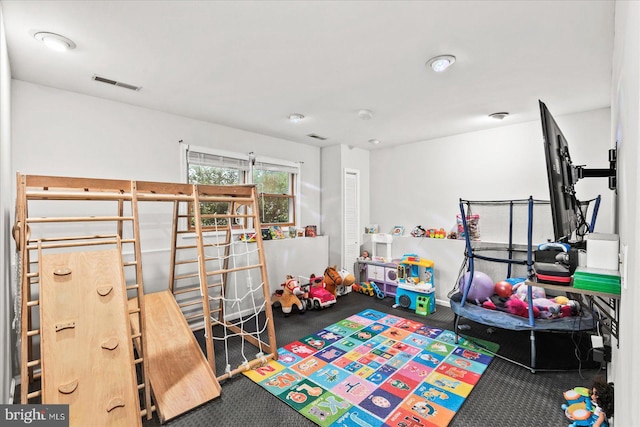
xmin=506 ymin=296 xmax=540 ymax=318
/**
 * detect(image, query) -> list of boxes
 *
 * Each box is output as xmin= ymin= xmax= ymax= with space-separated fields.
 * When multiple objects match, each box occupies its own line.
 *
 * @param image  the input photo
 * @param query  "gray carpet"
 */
xmin=142 ymin=292 xmax=603 ymax=426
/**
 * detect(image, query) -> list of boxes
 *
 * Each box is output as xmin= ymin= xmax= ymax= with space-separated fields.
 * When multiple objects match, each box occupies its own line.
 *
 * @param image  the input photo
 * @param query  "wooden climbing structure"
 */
xmin=13 ymin=174 xmax=278 ymax=424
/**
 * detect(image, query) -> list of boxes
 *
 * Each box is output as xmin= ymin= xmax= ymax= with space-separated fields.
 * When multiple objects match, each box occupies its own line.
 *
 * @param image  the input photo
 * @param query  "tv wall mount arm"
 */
xmin=575 ymin=148 xmax=617 ymax=191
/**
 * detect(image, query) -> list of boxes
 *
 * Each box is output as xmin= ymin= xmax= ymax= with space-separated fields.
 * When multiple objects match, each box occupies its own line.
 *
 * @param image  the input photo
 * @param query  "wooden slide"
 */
xmin=40 ymin=249 xmax=142 ymax=427
xmin=134 ymin=290 xmax=221 ymax=423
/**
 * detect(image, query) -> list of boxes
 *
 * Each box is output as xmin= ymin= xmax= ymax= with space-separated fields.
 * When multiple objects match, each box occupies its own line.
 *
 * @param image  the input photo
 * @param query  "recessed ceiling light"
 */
xmin=426 ymin=55 xmax=456 ymax=73
xmin=288 ymin=113 xmax=305 ymax=123
xmin=34 ymin=32 xmax=76 ymax=52
xmin=368 ymin=139 xmax=380 ymax=145
xmin=358 ymin=109 xmax=373 ymax=120
xmin=489 ymin=112 xmax=509 ymax=120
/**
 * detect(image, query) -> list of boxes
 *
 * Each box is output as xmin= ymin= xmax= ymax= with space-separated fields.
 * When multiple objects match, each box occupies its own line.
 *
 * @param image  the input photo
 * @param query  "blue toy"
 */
xmin=369 ymin=281 xmax=385 ymax=299
xmin=394 ymin=254 xmax=436 ymax=313
xmin=561 ymin=385 xmax=611 ymax=427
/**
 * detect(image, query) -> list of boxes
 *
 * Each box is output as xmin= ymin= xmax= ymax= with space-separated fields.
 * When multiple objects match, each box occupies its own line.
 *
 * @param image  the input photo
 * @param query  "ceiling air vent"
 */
xmin=92 ymin=75 xmax=142 ymax=91
xmin=307 ymin=133 xmax=328 ymax=141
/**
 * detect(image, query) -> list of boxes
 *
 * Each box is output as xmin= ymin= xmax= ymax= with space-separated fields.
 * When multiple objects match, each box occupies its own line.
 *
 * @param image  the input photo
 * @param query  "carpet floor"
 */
xmin=142 ymin=292 xmax=604 ymax=426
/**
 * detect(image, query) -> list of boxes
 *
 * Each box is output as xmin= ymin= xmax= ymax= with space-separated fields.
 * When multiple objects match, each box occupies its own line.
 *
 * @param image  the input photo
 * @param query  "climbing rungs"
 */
xmin=27 ymin=359 xmax=41 ymax=368
xmin=27 ymin=239 xmax=121 ymax=250
xmin=176 ymin=229 xmax=197 ymax=235
xmin=126 ymin=284 xmax=140 ymax=291
xmin=176 ymin=243 xmax=215 ymax=250
xmin=28 ymin=234 xmax=121 ymax=243
xmin=184 ymin=313 xmax=204 ymax=322
xmin=172 ymin=285 xmax=200 ymax=295
xmin=27 ymin=216 xmax=135 ymax=223
xmin=177 ymin=300 xmax=202 ymax=309
xmin=197 ymin=195 xmax=253 ymax=203
xmin=174 ymin=255 xmax=220 ymax=265
xmin=173 ymin=272 xmax=200 ymax=281
xmin=27 ymin=390 xmax=42 ymax=400
xmin=206 ymin=263 xmax=262 ymax=276
xmin=26 ymin=299 xmax=39 ymax=307
xmin=25 ymin=191 xmax=133 ymax=201
xmin=27 ymin=329 xmax=40 ymax=337
xmin=174 ymin=258 xmax=198 ymax=266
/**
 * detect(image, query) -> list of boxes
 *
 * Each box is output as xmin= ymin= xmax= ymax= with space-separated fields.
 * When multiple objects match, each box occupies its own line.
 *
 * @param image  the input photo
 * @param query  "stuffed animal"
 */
xmin=336 ymin=268 xmax=356 ymax=296
xmin=506 ymin=296 xmax=540 ymax=319
xmin=512 ymin=282 xmax=546 ymax=301
xmin=323 ymin=265 xmax=343 ymax=296
xmin=271 ymin=275 xmax=307 ymax=316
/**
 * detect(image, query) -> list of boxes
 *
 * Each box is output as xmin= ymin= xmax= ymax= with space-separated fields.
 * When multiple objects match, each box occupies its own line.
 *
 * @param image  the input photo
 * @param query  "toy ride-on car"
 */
xmin=302 ymin=275 xmax=337 ymax=309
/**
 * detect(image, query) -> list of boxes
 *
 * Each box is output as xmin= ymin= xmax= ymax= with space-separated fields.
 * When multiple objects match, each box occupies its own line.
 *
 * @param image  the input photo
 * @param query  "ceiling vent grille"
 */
xmin=307 ymin=133 xmax=328 ymax=141
xmin=92 ymin=75 xmax=142 ymax=91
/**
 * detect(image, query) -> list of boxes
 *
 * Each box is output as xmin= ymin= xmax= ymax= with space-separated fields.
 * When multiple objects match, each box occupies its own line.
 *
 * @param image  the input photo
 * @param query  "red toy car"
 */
xmin=302 ymin=275 xmax=337 ymax=309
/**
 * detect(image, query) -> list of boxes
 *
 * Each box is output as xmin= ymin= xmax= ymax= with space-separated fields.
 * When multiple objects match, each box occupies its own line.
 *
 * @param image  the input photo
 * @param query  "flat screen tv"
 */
xmin=539 ymin=100 xmax=579 ymax=243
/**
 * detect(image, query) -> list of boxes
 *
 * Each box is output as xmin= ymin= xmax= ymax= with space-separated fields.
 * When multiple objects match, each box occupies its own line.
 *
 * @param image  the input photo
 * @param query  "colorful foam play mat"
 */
xmin=244 ymin=309 xmax=498 ymax=427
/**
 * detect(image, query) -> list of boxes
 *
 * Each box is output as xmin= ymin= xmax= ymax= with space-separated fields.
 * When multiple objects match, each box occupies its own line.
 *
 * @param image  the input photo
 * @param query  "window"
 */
xmin=185 ymin=145 xmax=299 ymax=229
xmin=253 ymin=158 xmax=298 ymax=227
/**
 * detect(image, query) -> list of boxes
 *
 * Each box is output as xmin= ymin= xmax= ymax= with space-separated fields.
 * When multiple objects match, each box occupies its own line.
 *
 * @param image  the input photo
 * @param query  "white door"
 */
xmin=342 ymin=169 xmax=360 ymax=274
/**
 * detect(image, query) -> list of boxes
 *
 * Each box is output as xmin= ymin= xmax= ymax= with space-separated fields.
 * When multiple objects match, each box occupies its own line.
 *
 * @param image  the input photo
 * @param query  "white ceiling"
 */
xmin=1 ymin=0 xmax=614 ymax=150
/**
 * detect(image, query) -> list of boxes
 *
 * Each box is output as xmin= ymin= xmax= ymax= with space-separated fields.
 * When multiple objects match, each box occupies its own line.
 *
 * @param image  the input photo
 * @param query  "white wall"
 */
xmin=0 ymin=4 xmax=13 ymax=405
xmin=369 ymin=109 xmax=613 ymax=240
xmin=321 ymin=144 xmax=371 ymax=270
xmin=610 ymin=1 xmax=639 ymax=425
xmin=12 ymin=80 xmax=322 ymax=226
xmin=8 ymin=80 xmax=329 ymax=359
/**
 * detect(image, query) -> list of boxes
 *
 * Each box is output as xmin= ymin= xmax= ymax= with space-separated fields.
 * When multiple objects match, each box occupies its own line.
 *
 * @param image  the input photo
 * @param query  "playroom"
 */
xmin=0 ymin=2 xmax=637 ymax=427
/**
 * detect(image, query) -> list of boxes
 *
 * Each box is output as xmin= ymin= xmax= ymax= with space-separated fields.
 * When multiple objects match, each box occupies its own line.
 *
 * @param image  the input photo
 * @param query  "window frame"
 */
xmin=182 ymin=144 xmax=300 ymax=231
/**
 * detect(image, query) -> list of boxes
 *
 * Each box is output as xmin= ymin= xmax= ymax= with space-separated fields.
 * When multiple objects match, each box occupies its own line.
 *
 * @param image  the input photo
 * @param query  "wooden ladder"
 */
xmin=168 ymin=183 xmax=278 ymax=381
xmin=13 ymin=174 xmax=152 ymax=420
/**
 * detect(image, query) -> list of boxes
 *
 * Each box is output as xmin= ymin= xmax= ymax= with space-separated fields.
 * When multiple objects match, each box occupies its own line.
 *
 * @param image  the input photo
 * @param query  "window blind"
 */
xmin=187 ymin=149 xmax=250 ymax=171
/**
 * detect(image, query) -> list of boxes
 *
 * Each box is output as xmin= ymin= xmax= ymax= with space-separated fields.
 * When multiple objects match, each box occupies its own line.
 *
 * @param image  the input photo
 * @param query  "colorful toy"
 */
xmin=494 ymin=280 xmax=513 ymax=298
xmin=336 ymin=268 xmax=356 ymax=296
xmin=323 ymin=265 xmax=343 ymax=296
xmin=302 ymin=274 xmax=337 ymax=309
xmin=394 ymin=254 xmax=436 ymax=312
xmin=426 ymin=228 xmax=446 ymax=238
xmin=561 ymin=379 xmax=614 ymax=427
xmin=458 ymin=271 xmax=494 ymax=304
xmin=369 ymin=281 xmax=385 ymax=299
xmin=512 ymin=282 xmax=546 ymax=300
xmin=358 ymin=281 xmax=375 ymax=297
xmin=239 ymin=232 xmax=257 ymax=242
xmin=506 ymin=296 xmax=540 ymax=318
xmin=411 ymin=225 xmax=426 ymax=237
xmin=271 ymin=276 xmax=307 ymax=316
xmin=397 ymin=254 xmax=434 ymax=287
